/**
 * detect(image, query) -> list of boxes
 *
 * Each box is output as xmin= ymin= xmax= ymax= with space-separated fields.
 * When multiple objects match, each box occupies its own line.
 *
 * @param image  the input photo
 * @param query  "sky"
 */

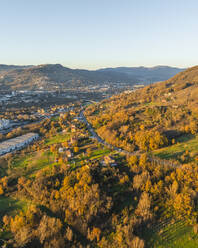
xmin=0 ymin=0 xmax=198 ymax=69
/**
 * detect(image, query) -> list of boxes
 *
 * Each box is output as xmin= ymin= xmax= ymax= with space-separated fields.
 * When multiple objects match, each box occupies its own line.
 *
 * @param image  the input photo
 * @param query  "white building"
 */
xmin=0 ymin=119 xmax=11 ymax=130
xmin=0 ymin=133 xmax=39 ymax=156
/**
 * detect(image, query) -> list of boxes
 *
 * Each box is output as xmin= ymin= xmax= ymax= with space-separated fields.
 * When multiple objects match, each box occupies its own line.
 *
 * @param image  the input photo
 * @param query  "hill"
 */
xmin=98 ymin=65 xmax=185 ymax=84
xmin=0 ymin=64 xmax=184 ymax=91
xmin=164 ymin=65 xmax=198 ymax=87
xmin=85 ymin=66 xmax=198 ymax=158
xmin=0 ymin=64 xmax=135 ymax=91
xmin=0 ymin=64 xmax=32 ymax=73
xmin=83 ymin=66 xmax=198 ymax=246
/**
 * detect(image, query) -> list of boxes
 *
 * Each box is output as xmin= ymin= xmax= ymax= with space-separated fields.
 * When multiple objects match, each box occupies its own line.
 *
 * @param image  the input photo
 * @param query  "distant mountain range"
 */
xmin=98 ymin=66 xmax=185 ymax=83
xmin=0 ymin=64 xmax=185 ymax=91
xmin=0 ymin=64 xmax=32 ymax=72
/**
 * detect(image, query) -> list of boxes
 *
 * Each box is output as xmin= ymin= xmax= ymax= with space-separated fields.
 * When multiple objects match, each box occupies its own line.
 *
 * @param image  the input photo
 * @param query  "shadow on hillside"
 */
xmin=176 ymin=133 xmax=195 ymax=143
xmin=0 ymin=196 xmax=24 ymax=218
xmin=156 ymin=151 xmax=183 ymax=160
xmin=163 ymin=130 xmax=195 ymax=143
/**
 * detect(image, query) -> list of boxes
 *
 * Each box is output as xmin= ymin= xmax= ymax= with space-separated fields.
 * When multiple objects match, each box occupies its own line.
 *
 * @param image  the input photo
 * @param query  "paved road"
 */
xmin=80 ymin=110 xmax=179 ymax=168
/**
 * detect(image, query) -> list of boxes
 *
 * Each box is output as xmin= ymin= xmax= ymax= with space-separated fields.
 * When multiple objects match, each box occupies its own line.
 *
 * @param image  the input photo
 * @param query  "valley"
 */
xmin=1 ymin=1 xmax=197 ymax=247
xmin=0 ymin=66 xmax=198 ymax=248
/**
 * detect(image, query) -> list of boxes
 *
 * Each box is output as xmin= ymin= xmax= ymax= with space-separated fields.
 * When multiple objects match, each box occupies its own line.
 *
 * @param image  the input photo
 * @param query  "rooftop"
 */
xmin=0 ymin=132 xmax=38 ymax=150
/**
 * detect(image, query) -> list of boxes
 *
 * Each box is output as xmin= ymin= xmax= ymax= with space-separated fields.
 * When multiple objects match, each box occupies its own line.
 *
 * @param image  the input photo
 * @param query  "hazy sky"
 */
xmin=1 ymin=0 xmax=198 ymax=69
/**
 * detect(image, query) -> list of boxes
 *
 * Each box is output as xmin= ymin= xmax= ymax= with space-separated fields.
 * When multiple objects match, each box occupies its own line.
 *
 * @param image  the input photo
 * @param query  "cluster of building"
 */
xmin=0 ymin=133 xmax=39 ymax=156
xmin=100 ymin=155 xmax=118 ymax=167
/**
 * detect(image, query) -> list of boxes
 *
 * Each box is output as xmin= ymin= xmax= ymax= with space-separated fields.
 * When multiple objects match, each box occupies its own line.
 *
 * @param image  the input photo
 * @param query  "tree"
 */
xmin=173 ymin=193 xmax=193 ymax=219
xmin=37 ymin=215 xmax=63 ymax=245
xmin=87 ymin=227 xmax=101 ymax=242
xmin=0 ymin=185 xmax=4 ymax=195
xmin=86 ymin=148 xmax=92 ymax=157
xmin=135 ymin=192 xmax=152 ymax=221
xmin=74 ymin=146 xmax=79 ymax=153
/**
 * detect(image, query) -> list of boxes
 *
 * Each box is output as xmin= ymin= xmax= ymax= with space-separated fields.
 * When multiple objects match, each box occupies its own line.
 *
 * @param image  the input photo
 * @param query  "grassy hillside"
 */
xmin=83 ymin=66 xmax=198 ymax=247
xmin=85 ymin=66 xmax=198 ymax=156
xmin=143 ymin=218 xmax=198 ymax=248
xmin=154 ymin=134 xmax=198 ymax=163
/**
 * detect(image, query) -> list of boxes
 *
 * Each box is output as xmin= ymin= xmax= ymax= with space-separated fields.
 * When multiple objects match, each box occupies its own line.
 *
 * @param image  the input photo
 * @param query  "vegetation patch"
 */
xmin=153 ymin=134 xmax=198 ymax=162
xmin=45 ymin=133 xmax=70 ymax=145
xmin=143 ymin=219 xmax=198 ymax=248
xmin=0 ymin=196 xmax=27 ymax=219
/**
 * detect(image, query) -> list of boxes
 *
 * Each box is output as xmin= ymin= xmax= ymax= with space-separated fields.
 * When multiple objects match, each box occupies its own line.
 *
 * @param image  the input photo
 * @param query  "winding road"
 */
xmin=80 ymin=110 xmax=180 ymax=168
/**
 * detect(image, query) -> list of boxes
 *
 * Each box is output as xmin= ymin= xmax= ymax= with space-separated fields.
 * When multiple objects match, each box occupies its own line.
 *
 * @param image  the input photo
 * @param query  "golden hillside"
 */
xmin=85 ymin=66 xmax=198 ymax=152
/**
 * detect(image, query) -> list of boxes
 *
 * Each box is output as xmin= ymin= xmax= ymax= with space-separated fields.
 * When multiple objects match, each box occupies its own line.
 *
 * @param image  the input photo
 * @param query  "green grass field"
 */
xmin=68 ymin=146 xmax=112 ymax=169
xmin=153 ymin=134 xmax=198 ymax=162
xmin=8 ymin=132 xmax=72 ymax=178
xmin=89 ymin=147 xmax=111 ymax=159
xmin=10 ymin=150 xmax=56 ymax=178
xmin=0 ymin=196 xmax=27 ymax=219
xmin=45 ymin=132 xmax=70 ymax=145
xmin=144 ymin=219 xmax=198 ymax=248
